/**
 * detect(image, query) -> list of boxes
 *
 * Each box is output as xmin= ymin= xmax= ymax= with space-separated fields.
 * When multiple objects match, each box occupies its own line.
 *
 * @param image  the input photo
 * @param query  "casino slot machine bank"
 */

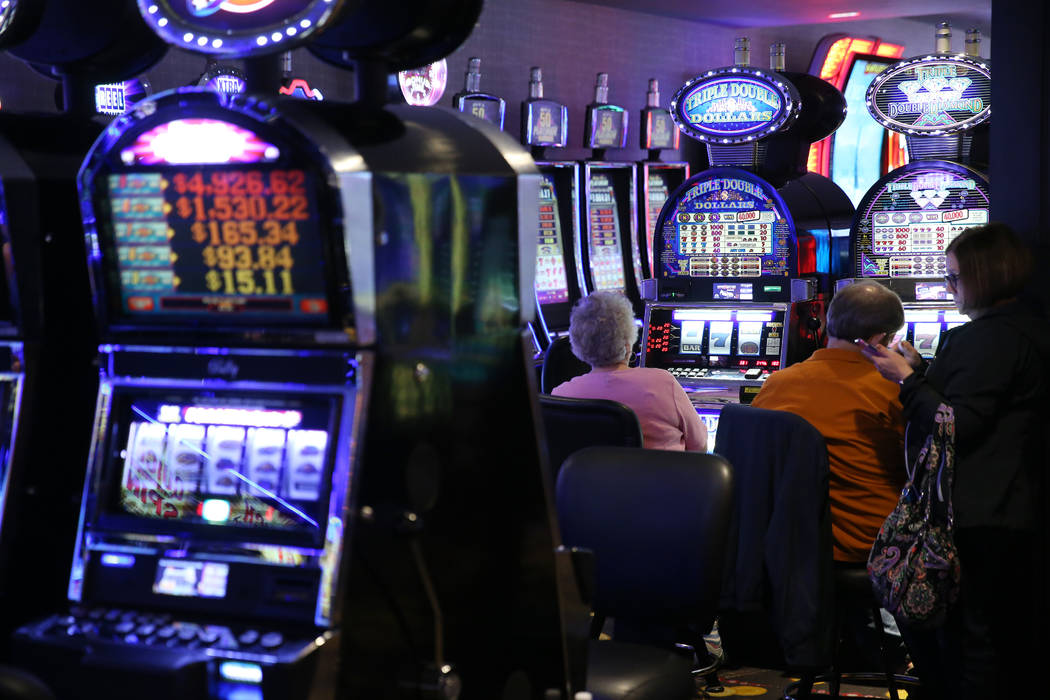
xmin=0 ymin=0 xmax=168 ymax=644
xmin=841 ymin=22 xmax=989 ymax=354
xmin=641 ymin=38 xmax=854 ymax=445
xmin=12 ymin=1 xmax=573 ymax=698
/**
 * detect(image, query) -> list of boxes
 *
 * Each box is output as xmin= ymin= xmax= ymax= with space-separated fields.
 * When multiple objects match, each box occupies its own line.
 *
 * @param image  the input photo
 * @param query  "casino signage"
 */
xmin=670 ymin=67 xmax=800 ymax=144
xmin=866 ymin=55 xmax=991 ymax=134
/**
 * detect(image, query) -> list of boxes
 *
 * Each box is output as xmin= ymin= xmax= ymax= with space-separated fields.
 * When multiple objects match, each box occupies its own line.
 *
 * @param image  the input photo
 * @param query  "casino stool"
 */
xmin=540 ymin=335 xmax=590 ymax=394
xmin=0 ymin=665 xmax=56 ymax=700
xmin=557 ymin=446 xmax=734 ymax=700
xmin=537 ymin=394 xmax=643 ymax=482
xmin=783 ymin=566 xmax=921 ymax=700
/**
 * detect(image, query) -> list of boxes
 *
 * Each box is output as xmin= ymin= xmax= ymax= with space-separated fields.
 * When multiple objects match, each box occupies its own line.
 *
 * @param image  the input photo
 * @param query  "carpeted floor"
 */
xmin=697 ymin=665 xmax=916 ymax=698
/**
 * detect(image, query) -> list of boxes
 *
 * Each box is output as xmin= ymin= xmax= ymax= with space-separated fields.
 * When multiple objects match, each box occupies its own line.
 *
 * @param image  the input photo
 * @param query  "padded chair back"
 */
xmin=540 ymin=334 xmax=590 ymax=394
xmin=556 ymin=445 xmax=733 ymax=630
xmin=713 ymin=402 xmax=835 ymax=668
xmin=538 ymin=394 xmax=643 ymax=481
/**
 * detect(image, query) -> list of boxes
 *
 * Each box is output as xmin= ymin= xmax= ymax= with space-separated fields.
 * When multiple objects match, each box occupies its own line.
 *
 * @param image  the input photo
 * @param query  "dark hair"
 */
xmin=946 ymin=223 xmax=1032 ymax=312
xmin=568 ymin=291 xmax=638 ymax=367
xmin=826 ymin=280 xmax=904 ymax=341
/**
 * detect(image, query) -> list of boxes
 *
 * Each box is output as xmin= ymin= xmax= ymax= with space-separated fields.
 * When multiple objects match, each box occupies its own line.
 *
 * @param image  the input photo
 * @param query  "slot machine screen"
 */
xmin=96 ymin=140 xmax=338 ymax=327
xmin=832 ymin=55 xmax=896 ymax=207
xmin=586 ymin=172 xmax=626 ymax=292
xmin=644 ymin=305 xmax=786 ymax=372
xmin=655 ymin=168 xmax=796 ymax=281
xmin=536 ymin=175 xmax=570 ymax=307
xmin=896 ymin=307 xmax=968 ymax=358
xmin=853 ymin=163 xmax=990 ymax=279
xmin=98 ymin=389 xmax=341 ymax=543
xmin=644 ymin=170 xmax=673 ymax=277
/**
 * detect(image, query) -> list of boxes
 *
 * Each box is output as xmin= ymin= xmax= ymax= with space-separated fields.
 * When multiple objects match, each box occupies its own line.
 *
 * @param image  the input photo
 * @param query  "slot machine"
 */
xmin=521 ymin=66 xmax=584 ymax=349
xmin=11 ymin=84 xmax=367 ymax=700
xmin=11 ymin=1 xmax=575 ymax=698
xmin=840 ymin=22 xmax=990 ymax=357
xmin=637 ymin=79 xmax=689 ymax=279
xmin=641 ymin=38 xmax=854 ymax=446
xmin=0 ymin=0 xmax=168 ymax=643
xmin=579 ymin=72 xmax=645 ymax=317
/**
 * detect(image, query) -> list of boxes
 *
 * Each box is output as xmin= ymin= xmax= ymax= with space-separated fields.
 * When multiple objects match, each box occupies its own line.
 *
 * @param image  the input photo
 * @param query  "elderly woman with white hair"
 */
xmin=552 ymin=291 xmax=707 ymax=452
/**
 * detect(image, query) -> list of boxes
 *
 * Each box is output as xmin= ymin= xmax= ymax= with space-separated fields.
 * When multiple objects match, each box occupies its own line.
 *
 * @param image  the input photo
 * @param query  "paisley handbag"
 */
xmin=867 ymin=404 xmax=960 ymax=628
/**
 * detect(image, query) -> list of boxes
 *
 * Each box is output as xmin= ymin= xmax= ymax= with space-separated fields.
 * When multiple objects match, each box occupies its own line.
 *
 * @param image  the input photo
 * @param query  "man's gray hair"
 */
xmin=826 ymin=280 xmax=905 ymax=341
xmin=568 ymin=291 xmax=638 ymax=367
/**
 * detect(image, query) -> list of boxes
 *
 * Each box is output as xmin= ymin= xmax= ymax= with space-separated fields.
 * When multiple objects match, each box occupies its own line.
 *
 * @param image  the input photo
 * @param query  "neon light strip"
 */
xmin=181 ymin=406 xmax=302 ymax=428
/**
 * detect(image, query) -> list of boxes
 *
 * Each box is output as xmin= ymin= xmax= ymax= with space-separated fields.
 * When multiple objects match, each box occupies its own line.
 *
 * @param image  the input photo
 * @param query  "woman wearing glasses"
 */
xmin=859 ymin=223 xmax=1050 ymax=700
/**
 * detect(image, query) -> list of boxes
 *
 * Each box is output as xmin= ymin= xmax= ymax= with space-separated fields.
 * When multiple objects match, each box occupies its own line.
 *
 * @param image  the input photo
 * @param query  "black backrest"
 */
xmin=538 ymin=394 xmax=643 ymax=481
xmin=540 ymin=335 xmax=590 ymax=394
xmin=556 ymin=446 xmax=733 ymax=630
xmin=712 ymin=402 xmax=834 ymax=667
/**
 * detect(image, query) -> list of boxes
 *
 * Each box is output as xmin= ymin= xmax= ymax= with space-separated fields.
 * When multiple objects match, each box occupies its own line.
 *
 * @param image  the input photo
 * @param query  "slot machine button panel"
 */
xmin=238 ymin=629 xmax=260 ymax=646
xmin=260 ymin=631 xmax=284 ymax=649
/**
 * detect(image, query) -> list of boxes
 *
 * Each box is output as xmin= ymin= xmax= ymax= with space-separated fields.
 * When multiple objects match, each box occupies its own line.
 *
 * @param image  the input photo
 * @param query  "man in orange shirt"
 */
xmin=751 ymin=280 xmax=907 ymax=563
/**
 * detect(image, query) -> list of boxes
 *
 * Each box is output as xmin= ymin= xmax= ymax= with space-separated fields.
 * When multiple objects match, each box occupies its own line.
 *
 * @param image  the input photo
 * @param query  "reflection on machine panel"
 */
xmin=891 ymin=307 xmax=968 ymax=359
xmin=656 ymin=172 xmax=794 ymax=280
xmin=111 ymin=396 xmax=335 ymax=537
xmin=694 ymin=406 xmax=720 ymax=454
xmin=536 ymin=175 xmax=570 ymax=305
xmin=643 ymin=305 xmax=786 ymax=384
xmin=587 ymin=173 xmax=625 ymax=292
xmin=855 ymin=165 xmax=990 ymax=279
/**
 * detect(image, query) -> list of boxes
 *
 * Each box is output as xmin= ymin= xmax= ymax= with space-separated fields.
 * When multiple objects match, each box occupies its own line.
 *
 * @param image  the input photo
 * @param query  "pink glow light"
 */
xmin=120 ymin=118 xmax=280 ymax=165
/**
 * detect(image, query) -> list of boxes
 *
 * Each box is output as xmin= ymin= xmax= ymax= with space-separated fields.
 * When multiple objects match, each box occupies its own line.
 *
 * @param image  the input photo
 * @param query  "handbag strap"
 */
xmin=918 ymin=404 xmax=956 ymax=525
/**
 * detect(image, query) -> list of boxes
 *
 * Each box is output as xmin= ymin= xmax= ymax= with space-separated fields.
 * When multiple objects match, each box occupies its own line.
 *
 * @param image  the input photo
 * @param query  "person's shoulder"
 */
xmin=632 ymin=366 xmax=676 ymax=380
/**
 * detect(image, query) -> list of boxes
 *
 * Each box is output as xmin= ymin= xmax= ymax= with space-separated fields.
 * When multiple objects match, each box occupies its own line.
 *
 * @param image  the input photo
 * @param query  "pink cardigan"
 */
xmin=553 ymin=367 xmax=707 ymax=452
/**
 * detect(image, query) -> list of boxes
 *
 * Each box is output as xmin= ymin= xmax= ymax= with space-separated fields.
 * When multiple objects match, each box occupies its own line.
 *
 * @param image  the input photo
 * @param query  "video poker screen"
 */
xmin=535 ymin=174 xmax=570 ymax=306
xmin=99 ymin=165 xmax=333 ymax=325
xmin=853 ymin=163 xmax=990 ymax=279
xmin=655 ymin=169 xmax=796 ymax=280
xmin=586 ymin=172 xmax=626 ymax=292
xmin=643 ymin=306 xmax=786 ymax=370
xmin=101 ymin=390 xmax=340 ymax=539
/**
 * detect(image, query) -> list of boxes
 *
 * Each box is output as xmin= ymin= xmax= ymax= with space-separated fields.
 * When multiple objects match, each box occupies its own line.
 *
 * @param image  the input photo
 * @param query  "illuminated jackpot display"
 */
xmin=138 ymin=0 xmax=340 ymax=56
xmin=867 ymin=55 xmax=991 ymax=135
xmin=586 ymin=172 xmax=625 ymax=292
xmin=670 ymin=67 xmax=800 ymax=144
xmin=536 ymin=175 xmax=569 ymax=305
xmin=655 ymin=169 xmax=795 ymax=280
xmin=104 ymin=166 xmax=328 ymax=322
xmin=853 ymin=163 xmax=990 ymax=278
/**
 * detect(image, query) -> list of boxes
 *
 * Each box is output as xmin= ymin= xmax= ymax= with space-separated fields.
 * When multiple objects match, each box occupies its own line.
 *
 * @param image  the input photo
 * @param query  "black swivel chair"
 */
xmin=557 ymin=445 xmax=734 ymax=700
xmin=713 ymin=402 xmax=918 ymax=700
xmin=540 ymin=335 xmax=590 ymax=394
xmin=537 ymin=394 xmax=643 ymax=482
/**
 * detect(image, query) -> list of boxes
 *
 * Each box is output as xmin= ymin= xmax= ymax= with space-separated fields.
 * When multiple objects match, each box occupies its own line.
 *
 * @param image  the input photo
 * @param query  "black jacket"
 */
xmin=900 ymin=299 xmax=1050 ymax=530
xmin=714 ymin=403 xmax=835 ymax=667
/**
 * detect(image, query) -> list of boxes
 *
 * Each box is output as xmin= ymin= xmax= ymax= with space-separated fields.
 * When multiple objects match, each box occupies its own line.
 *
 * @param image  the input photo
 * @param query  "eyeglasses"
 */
xmin=944 ymin=272 xmax=961 ymax=286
